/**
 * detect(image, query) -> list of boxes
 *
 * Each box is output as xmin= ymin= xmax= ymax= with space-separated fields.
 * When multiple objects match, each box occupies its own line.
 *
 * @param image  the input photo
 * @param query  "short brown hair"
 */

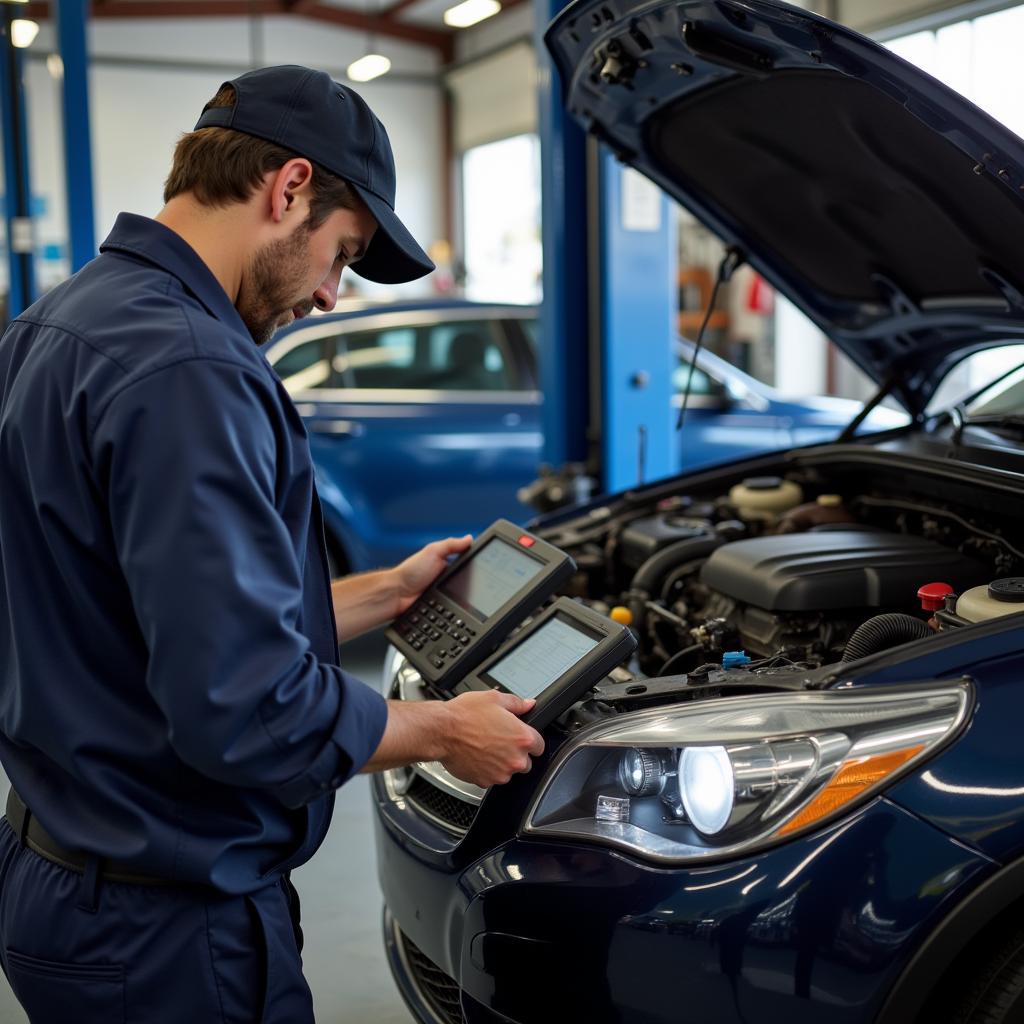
xmin=163 ymin=84 xmax=358 ymax=228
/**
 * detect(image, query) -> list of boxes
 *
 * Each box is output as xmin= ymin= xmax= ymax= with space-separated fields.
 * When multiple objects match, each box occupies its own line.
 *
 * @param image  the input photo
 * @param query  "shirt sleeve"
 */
xmin=90 ymin=356 xmax=387 ymax=808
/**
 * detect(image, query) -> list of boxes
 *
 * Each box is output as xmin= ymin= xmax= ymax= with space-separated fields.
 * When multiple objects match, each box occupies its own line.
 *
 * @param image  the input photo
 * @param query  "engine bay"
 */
xmin=536 ymin=452 xmax=1024 ymax=702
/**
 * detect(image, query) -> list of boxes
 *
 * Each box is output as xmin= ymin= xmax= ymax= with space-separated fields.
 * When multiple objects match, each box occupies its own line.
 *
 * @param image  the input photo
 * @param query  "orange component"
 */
xmin=609 ymin=606 xmax=633 ymax=626
xmin=775 ymin=745 xmax=925 ymax=837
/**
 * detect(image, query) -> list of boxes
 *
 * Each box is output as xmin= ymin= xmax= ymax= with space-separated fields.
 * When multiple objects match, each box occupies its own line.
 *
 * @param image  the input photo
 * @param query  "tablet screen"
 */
xmin=439 ymin=537 xmax=544 ymax=620
xmin=484 ymin=614 xmax=602 ymax=700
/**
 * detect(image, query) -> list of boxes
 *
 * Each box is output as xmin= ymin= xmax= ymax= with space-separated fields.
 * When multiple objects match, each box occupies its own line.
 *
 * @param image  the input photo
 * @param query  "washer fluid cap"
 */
xmin=728 ymin=478 xmax=803 ymax=519
xmin=988 ymin=578 xmax=1024 ymax=602
xmin=722 ymin=650 xmax=751 ymax=669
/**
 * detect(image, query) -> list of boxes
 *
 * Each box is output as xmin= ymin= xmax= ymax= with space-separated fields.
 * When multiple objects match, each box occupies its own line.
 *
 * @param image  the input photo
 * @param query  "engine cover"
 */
xmin=700 ymin=530 xmax=990 ymax=611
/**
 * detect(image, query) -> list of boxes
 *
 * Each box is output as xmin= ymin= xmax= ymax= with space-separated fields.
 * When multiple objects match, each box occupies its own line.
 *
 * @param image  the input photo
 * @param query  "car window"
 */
xmin=333 ymin=328 xmax=418 ymax=389
xmin=671 ymin=361 xmax=717 ymax=395
xmin=425 ymin=322 xmax=511 ymax=390
xmin=926 ymin=343 xmax=1024 ymax=414
xmin=271 ymin=338 xmax=331 ymax=395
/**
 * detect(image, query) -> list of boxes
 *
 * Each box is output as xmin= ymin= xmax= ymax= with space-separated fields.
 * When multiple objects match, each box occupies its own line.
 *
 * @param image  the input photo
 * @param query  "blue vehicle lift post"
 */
xmin=537 ymin=4 xmax=676 ymax=493
xmin=56 ymin=0 xmax=96 ymax=272
xmin=0 ymin=6 xmax=36 ymax=320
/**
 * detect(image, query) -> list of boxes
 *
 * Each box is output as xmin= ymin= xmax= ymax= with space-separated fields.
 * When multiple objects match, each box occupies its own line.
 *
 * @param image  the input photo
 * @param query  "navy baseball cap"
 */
xmin=194 ymin=65 xmax=434 ymax=284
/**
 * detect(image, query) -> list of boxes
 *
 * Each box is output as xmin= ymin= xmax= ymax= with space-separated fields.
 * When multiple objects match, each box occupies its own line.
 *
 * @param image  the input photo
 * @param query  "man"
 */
xmin=0 ymin=65 xmax=544 ymax=1022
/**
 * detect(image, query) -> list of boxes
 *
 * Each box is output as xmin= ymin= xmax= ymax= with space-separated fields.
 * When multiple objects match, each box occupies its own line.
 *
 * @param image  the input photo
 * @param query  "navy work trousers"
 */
xmin=0 ymin=821 xmax=316 ymax=1023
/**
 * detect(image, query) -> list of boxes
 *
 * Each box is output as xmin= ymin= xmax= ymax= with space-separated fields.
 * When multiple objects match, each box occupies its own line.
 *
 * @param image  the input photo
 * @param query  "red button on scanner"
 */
xmin=518 ymin=535 xmax=536 ymax=548
xmin=918 ymin=582 xmax=954 ymax=612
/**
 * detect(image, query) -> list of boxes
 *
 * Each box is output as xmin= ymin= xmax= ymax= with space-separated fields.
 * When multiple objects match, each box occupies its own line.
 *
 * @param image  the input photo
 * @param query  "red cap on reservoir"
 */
xmin=918 ymin=582 xmax=954 ymax=612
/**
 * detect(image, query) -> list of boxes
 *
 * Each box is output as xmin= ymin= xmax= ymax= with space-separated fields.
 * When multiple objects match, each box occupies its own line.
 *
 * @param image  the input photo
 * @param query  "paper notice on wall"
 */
xmin=621 ymin=168 xmax=661 ymax=232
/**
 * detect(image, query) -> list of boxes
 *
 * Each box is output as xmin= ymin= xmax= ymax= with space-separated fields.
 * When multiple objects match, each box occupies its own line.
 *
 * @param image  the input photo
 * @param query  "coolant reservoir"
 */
xmin=728 ymin=476 xmax=804 ymax=522
xmin=956 ymin=578 xmax=1024 ymax=623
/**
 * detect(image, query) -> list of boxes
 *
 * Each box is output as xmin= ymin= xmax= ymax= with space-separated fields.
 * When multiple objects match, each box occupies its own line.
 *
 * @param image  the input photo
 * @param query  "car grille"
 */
xmin=400 ymin=928 xmax=466 ymax=1024
xmin=407 ymin=773 xmax=479 ymax=834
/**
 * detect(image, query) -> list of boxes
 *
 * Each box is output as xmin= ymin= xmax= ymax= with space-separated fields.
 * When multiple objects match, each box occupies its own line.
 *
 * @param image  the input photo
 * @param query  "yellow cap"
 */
xmin=610 ymin=606 xmax=633 ymax=626
xmin=816 ymin=494 xmax=842 ymax=507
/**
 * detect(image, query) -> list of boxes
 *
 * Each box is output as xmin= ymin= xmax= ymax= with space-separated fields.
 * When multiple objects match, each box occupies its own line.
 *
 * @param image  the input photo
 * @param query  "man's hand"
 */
xmin=331 ymin=533 xmax=472 ymax=640
xmin=441 ymin=691 xmax=545 ymax=787
xmin=393 ymin=534 xmax=472 ymax=615
xmin=361 ymin=689 xmax=545 ymax=789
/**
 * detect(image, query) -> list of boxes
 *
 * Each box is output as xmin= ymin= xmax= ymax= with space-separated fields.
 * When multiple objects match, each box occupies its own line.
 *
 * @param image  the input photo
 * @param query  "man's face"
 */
xmin=237 ymin=203 xmax=377 ymax=346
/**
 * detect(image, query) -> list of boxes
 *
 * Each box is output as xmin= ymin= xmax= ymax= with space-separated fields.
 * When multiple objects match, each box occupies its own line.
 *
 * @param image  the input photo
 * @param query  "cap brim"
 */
xmin=349 ymin=185 xmax=435 ymax=284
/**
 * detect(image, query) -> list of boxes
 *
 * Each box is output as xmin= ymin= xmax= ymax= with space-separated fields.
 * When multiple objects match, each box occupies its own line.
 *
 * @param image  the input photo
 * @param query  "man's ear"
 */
xmin=268 ymin=158 xmax=315 ymax=224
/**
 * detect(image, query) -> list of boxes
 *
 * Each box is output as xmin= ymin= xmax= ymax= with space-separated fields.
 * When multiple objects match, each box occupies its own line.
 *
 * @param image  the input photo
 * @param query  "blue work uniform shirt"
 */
xmin=0 ymin=213 xmax=388 ymax=894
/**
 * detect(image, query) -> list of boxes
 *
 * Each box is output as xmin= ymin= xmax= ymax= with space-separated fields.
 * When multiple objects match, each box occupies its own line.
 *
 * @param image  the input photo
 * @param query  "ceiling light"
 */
xmin=443 ymin=0 xmax=500 ymax=28
xmin=11 ymin=18 xmax=39 ymax=48
xmin=347 ymin=53 xmax=391 ymax=83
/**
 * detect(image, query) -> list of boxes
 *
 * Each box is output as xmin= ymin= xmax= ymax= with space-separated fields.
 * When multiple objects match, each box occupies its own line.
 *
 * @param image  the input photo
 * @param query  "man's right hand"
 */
xmin=440 ymin=690 xmax=545 ymax=787
xmin=360 ymin=690 xmax=545 ymax=788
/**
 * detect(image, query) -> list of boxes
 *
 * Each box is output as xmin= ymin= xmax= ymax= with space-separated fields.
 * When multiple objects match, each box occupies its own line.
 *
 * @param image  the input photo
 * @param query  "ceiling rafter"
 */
xmin=22 ymin=0 xmax=456 ymax=59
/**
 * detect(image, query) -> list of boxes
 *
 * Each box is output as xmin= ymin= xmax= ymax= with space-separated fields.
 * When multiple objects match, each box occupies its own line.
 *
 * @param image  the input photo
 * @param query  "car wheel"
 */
xmin=949 ymin=924 xmax=1024 ymax=1024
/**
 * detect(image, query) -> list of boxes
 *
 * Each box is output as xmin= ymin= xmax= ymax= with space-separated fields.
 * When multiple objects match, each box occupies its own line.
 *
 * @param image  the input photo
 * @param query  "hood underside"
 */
xmin=545 ymin=0 xmax=1024 ymax=413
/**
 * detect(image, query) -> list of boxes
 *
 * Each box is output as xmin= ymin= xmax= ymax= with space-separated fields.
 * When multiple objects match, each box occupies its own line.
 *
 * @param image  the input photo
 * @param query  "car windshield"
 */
xmin=926 ymin=344 xmax=1024 ymax=417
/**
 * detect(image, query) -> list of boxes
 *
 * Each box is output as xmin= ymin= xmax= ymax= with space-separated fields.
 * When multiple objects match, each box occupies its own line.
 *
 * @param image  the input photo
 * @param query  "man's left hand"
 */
xmin=393 ymin=534 xmax=472 ymax=614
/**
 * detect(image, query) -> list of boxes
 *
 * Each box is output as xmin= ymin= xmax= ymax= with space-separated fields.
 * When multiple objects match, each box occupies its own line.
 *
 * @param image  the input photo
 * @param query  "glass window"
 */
xmin=672 ymin=361 xmax=716 ymax=396
xmin=462 ymin=135 xmax=542 ymax=305
xmin=927 ymin=344 xmax=1024 ymax=414
xmin=271 ymin=338 xmax=331 ymax=395
xmin=334 ymin=328 xmax=417 ymax=389
xmin=424 ymin=321 xmax=512 ymax=390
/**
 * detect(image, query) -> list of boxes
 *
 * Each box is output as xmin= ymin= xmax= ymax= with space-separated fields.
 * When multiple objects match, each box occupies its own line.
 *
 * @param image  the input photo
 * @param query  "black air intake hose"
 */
xmin=628 ymin=534 xmax=724 ymax=629
xmin=841 ymin=614 xmax=932 ymax=663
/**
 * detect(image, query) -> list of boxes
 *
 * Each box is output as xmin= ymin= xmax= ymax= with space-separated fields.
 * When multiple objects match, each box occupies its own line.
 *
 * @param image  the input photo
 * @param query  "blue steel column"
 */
xmin=536 ymin=0 xmax=591 ymax=469
xmin=598 ymin=154 xmax=676 ymax=491
xmin=0 ymin=7 xmax=36 ymax=319
xmin=56 ymin=0 xmax=96 ymax=271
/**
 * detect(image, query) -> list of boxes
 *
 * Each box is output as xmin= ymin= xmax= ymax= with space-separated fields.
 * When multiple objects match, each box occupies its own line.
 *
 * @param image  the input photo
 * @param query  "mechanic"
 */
xmin=0 ymin=65 xmax=543 ymax=1023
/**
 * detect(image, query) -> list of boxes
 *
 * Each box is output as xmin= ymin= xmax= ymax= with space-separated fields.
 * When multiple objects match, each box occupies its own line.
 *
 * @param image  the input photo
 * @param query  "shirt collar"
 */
xmin=100 ymin=213 xmax=251 ymax=337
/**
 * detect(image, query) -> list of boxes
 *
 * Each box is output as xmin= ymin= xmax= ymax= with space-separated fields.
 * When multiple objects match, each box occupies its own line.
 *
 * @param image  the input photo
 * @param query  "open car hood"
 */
xmin=545 ymin=0 xmax=1024 ymax=414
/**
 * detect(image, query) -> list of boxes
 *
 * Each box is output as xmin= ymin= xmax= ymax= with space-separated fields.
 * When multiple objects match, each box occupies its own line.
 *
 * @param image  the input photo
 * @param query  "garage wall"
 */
xmin=17 ymin=16 xmax=443 ymax=296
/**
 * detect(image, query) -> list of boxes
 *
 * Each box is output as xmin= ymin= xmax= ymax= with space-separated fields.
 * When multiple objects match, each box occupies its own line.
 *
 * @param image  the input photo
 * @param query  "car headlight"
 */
xmin=522 ymin=681 xmax=972 ymax=864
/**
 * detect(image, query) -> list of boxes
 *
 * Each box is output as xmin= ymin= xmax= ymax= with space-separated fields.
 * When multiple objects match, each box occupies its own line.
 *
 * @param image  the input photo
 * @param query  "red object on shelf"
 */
xmin=918 ymin=582 xmax=954 ymax=611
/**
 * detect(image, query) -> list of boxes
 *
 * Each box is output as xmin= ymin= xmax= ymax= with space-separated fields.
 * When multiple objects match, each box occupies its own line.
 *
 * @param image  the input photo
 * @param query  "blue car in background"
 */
xmin=265 ymin=302 xmax=899 ymax=572
xmin=369 ymin=1 xmax=1024 ymax=1023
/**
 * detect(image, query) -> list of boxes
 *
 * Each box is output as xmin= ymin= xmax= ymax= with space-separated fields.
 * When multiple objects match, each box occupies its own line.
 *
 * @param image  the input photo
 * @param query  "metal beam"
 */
xmin=536 ymin=0 xmax=591 ymax=470
xmin=55 ymin=0 xmax=97 ymax=272
xmin=0 ymin=7 xmax=36 ymax=321
xmin=24 ymin=0 xmax=455 ymax=56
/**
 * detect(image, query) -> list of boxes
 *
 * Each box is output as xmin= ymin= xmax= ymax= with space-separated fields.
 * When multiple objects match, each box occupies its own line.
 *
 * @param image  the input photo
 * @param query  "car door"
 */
xmin=270 ymin=309 xmax=541 ymax=570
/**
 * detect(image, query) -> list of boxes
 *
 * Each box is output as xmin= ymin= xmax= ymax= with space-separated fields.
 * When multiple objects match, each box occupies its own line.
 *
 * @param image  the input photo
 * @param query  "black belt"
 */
xmin=5 ymin=786 xmax=176 ymax=888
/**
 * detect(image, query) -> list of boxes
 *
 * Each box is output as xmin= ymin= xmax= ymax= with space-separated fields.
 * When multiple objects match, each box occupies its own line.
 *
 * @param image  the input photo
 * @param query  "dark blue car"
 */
xmin=371 ymin=2 xmax=1024 ymax=1022
xmin=265 ymin=303 xmax=900 ymax=573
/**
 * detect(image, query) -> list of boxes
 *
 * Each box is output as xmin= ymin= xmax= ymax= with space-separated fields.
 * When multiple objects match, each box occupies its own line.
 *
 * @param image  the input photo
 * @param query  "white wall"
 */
xmin=16 ymin=15 xmax=443 ymax=297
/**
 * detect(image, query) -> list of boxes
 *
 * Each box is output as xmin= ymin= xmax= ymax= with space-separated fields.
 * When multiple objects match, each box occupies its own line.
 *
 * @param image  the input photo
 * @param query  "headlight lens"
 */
xmin=523 ymin=681 xmax=971 ymax=864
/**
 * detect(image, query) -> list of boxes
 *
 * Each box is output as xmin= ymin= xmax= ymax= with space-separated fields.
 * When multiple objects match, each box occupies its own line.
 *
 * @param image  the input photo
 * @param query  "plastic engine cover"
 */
xmin=700 ymin=530 xmax=991 ymax=611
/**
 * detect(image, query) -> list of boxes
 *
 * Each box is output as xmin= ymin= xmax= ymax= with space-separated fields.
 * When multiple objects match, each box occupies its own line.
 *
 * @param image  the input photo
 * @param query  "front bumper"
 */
xmin=374 ymin=766 xmax=995 ymax=1024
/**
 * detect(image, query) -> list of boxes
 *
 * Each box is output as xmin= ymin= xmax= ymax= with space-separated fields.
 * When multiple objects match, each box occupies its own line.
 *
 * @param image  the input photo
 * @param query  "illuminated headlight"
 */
xmin=523 ymin=682 xmax=972 ymax=864
xmin=679 ymin=746 xmax=733 ymax=834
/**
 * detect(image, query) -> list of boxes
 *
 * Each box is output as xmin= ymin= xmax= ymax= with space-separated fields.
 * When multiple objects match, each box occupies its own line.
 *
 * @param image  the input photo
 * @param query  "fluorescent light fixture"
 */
xmin=346 ymin=53 xmax=391 ymax=83
xmin=443 ymin=0 xmax=500 ymax=28
xmin=11 ymin=18 xmax=39 ymax=47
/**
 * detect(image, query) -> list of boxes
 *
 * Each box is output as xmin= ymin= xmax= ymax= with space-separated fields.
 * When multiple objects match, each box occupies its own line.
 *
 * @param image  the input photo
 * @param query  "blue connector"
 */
xmin=722 ymin=650 xmax=752 ymax=669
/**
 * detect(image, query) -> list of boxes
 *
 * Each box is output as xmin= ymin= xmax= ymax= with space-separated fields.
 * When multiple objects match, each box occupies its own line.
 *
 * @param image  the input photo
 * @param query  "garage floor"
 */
xmin=0 ymin=630 xmax=414 ymax=1024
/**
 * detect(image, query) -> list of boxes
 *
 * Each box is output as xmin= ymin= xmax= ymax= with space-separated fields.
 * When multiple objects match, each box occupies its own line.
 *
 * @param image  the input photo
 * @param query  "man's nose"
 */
xmin=313 ymin=265 xmax=342 ymax=312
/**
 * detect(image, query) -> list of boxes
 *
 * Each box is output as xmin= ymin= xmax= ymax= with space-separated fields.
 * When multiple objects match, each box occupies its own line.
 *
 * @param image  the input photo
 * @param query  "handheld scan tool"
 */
xmin=453 ymin=597 xmax=638 ymax=730
xmin=386 ymin=520 xmax=576 ymax=689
